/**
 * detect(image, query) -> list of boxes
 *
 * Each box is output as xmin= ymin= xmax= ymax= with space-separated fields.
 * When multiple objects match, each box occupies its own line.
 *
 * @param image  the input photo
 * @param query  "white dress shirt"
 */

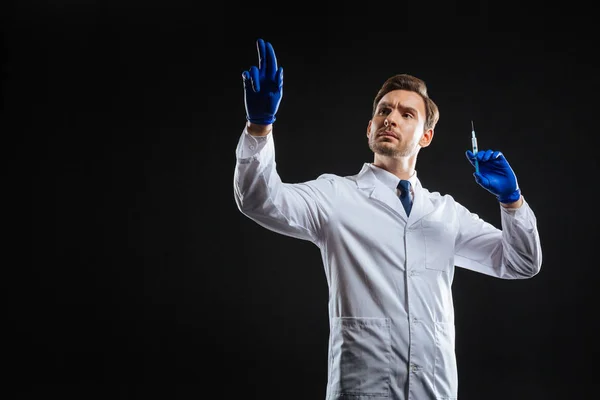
xmin=367 ymin=163 xmax=416 ymax=206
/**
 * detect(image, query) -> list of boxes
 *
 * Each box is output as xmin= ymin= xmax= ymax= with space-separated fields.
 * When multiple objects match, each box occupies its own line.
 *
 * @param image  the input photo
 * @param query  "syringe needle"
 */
xmin=471 ymin=120 xmax=479 ymax=174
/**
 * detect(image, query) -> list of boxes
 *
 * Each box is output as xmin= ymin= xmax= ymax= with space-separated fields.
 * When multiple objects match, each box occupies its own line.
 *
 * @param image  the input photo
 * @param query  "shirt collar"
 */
xmin=367 ymin=163 xmax=417 ymax=193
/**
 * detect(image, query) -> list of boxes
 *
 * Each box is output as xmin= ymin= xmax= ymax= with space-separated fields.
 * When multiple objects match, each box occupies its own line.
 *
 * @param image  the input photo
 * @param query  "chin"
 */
xmin=370 ymin=143 xmax=398 ymax=157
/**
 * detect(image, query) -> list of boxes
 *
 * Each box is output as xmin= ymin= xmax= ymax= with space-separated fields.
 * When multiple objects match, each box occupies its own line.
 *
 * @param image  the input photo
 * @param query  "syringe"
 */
xmin=471 ymin=120 xmax=479 ymax=174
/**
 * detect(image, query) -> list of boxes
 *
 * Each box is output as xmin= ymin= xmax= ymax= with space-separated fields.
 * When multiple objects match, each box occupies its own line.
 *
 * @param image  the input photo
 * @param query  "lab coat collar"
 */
xmin=365 ymin=163 xmax=417 ymax=193
xmin=355 ymin=163 xmax=434 ymax=225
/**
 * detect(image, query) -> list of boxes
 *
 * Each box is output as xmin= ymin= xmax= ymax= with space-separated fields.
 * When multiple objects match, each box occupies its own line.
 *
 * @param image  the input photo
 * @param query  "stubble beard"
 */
xmin=369 ymin=137 xmax=413 ymax=158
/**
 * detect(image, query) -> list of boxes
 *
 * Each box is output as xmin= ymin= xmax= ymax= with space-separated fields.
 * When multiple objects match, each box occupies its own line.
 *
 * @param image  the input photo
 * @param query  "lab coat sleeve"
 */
xmin=453 ymin=197 xmax=542 ymax=279
xmin=233 ymin=126 xmax=335 ymax=245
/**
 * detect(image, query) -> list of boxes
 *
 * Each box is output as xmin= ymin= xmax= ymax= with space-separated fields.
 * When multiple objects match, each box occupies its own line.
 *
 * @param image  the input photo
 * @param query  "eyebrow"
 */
xmin=378 ymin=101 xmax=419 ymax=116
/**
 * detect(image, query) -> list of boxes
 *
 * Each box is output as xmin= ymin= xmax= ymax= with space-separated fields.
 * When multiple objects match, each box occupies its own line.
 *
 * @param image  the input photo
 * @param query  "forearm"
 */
xmin=234 ymin=128 xmax=283 ymax=219
xmin=454 ymin=198 xmax=541 ymax=279
xmin=499 ymin=198 xmax=542 ymax=277
xmin=233 ymin=127 xmax=321 ymax=243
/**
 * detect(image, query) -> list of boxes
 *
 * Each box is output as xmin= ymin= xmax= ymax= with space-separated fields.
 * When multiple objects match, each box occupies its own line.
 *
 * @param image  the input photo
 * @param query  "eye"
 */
xmin=403 ymin=113 xmax=414 ymax=119
xmin=377 ymin=107 xmax=390 ymax=115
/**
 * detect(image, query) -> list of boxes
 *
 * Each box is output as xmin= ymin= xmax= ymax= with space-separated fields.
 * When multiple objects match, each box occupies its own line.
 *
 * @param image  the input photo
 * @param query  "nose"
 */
xmin=384 ymin=117 xmax=395 ymax=128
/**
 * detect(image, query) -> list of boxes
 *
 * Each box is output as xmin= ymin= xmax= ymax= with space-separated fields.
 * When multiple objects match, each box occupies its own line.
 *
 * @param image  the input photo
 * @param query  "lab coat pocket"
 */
xmin=434 ymin=321 xmax=458 ymax=400
xmin=329 ymin=317 xmax=391 ymax=399
xmin=422 ymin=219 xmax=455 ymax=271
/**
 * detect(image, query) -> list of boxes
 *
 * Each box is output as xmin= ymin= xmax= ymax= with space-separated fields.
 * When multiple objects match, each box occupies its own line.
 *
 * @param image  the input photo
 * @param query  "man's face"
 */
xmin=367 ymin=89 xmax=431 ymax=158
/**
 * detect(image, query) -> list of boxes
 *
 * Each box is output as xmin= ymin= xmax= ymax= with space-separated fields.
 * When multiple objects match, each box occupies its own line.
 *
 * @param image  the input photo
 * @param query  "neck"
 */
xmin=372 ymin=154 xmax=417 ymax=180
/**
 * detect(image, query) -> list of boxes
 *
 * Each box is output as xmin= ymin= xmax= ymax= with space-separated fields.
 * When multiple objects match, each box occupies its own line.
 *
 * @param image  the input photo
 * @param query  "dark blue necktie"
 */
xmin=397 ymin=180 xmax=412 ymax=217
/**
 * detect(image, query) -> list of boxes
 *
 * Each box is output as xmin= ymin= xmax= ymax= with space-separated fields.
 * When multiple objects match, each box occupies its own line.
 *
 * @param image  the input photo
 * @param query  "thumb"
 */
xmin=465 ymin=150 xmax=476 ymax=167
xmin=473 ymin=172 xmax=489 ymax=187
xmin=242 ymin=70 xmax=260 ymax=92
xmin=276 ymin=66 xmax=284 ymax=89
xmin=242 ymin=70 xmax=252 ymax=90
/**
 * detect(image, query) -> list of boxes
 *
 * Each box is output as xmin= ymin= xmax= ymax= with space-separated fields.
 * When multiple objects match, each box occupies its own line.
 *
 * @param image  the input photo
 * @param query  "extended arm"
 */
xmin=234 ymin=39 xmax=332 ymax=245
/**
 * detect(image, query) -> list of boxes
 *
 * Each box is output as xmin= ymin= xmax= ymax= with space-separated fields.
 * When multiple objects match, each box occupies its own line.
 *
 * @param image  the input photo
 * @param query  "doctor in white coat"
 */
xmin=233 ymin=39 xmax=542 ymax=400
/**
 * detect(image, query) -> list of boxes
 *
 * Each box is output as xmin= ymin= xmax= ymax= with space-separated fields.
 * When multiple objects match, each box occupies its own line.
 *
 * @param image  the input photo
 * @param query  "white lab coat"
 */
xmin=233 ymin=127 xmax=542 ymax=400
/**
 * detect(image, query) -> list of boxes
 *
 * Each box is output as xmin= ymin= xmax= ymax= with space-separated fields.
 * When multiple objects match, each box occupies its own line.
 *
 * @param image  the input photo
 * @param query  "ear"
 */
xmin=367 ymin=120 xmax=373 ymax=137
xmin=419 ymin=128 xmax=434 ymax=148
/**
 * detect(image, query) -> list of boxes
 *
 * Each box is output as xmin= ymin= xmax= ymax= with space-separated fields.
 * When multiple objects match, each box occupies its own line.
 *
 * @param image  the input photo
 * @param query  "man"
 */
xmin=233 ymin=38 xmax=542 ymax=400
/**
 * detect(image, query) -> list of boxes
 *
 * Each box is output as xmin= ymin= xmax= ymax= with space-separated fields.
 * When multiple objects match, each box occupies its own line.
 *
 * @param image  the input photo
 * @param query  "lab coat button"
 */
xmin=409 ymin=270 xmax=418 ymax=277
xmin=410 ymin=364 xmax=419 ymax=372
xmin=249 ymin=145 xmax=255 ymax=150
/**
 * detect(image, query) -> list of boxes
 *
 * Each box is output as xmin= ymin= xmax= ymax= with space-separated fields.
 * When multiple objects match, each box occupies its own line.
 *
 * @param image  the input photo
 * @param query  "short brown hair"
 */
xmin=372 ymin=74 xmax=439 ymax=131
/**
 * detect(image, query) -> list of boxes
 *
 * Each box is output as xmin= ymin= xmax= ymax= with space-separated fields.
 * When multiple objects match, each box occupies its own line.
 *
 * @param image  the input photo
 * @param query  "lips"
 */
xmin=378 ymin=130 xmax=398 ymax=139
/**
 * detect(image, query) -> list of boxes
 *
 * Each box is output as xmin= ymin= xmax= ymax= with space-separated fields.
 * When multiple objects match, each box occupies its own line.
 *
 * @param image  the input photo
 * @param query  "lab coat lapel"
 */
xmin=407 ymin=178 xmax=435 ymax=229
xmin=355 ymin=165 xmax=435 ymax=225
xmin=355 ymin=164 xmax=406 ymax=221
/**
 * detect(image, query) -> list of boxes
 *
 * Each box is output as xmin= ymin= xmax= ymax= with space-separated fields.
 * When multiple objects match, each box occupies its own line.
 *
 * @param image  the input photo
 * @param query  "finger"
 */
xmin=276 ymin=66 xmax=284 ymax=89
xmin=265 ymin=41 xmax=278 ymax=80
xmin=256 ymin=38 xmax=266 ymax=74
xmin=481 ymin=149 xmax=493 ymax=162
xmin=465 ymin=150 xmax=475 ymax=163
xmin=495 ymin=152 xmax=512 ymax=171
xmin=249 ymin=66 xmax=260 ymax=92
xmin=492 ymin=150 xmax=502 ymax=159
xmin=242 ymin=70 xmax=252 ymax=90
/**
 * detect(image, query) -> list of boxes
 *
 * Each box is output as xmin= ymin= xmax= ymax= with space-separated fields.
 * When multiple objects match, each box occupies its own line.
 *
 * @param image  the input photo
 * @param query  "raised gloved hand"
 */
xmin=465 ymin=149 xmax=521 ymax=203
xmin=242 ymin=38 xmax=284 ymax=125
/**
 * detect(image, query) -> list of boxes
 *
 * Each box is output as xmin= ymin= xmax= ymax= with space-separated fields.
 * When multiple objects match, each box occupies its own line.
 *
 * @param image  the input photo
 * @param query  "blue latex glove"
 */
xmin=465 ymin=149 xmax=521 ymax=203
xmin=242 ymin=38 xmax=284 ymax=125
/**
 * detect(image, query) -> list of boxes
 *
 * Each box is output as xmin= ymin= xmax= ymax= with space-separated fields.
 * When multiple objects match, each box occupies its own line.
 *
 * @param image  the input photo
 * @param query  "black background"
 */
xmin=4 ymin=2 xmax=599 ymax=399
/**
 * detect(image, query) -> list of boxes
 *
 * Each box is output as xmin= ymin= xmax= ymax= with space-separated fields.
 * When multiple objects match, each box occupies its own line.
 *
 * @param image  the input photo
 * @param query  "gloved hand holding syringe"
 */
xmin=465 ymin=121 xmax=522 ymax=204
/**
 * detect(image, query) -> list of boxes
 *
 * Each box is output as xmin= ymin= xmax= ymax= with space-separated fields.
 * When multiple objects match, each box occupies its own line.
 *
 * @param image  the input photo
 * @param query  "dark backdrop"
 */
xmin=4 ymin=2 xmax=598 ymax=399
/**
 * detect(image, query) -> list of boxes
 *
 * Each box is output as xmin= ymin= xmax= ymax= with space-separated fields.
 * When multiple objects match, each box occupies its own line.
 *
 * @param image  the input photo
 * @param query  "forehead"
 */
xmin=378 ymin=89 xmax=426 ymax=114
